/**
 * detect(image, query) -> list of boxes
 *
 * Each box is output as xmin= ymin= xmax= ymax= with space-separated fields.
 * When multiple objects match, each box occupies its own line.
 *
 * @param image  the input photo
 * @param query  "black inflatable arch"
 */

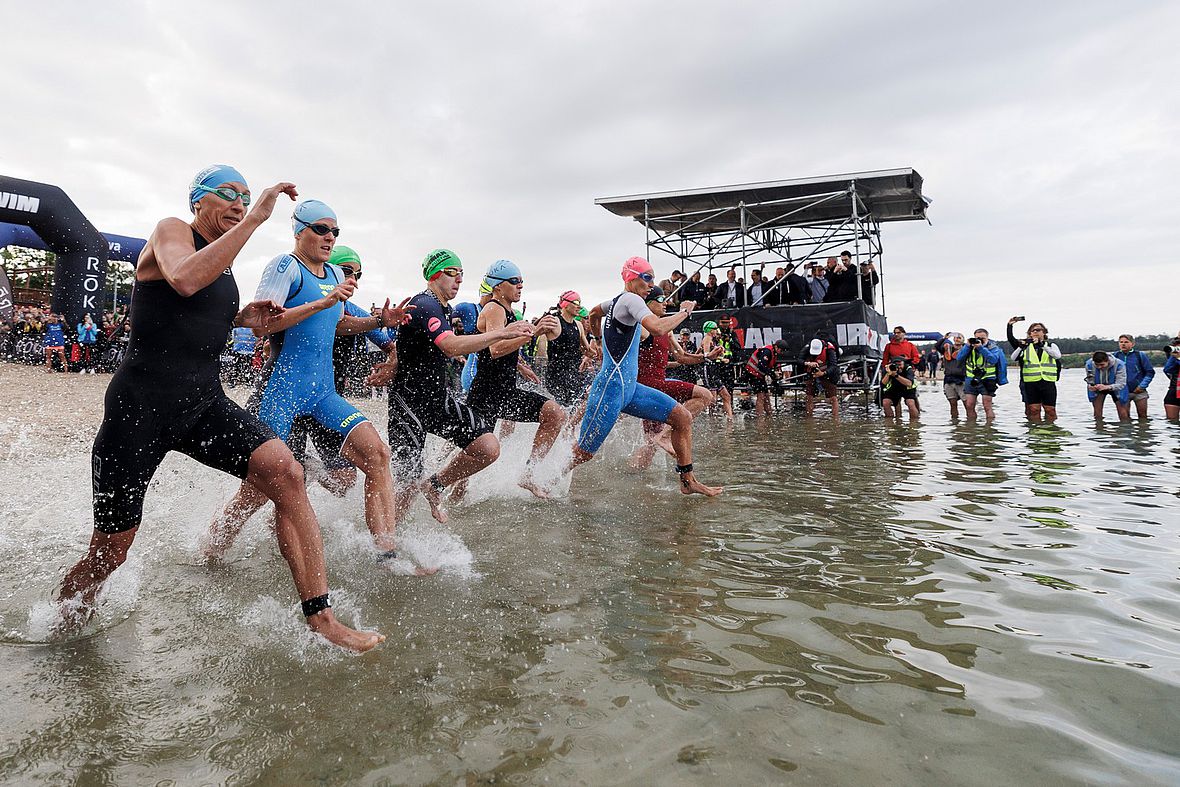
xmin=0 ymin=174 xmax=113 ymax=327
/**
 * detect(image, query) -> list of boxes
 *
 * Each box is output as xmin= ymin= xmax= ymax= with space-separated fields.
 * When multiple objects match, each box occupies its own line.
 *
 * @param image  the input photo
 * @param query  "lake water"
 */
xmin=2 ymin=368 xmax=1179 ymax=784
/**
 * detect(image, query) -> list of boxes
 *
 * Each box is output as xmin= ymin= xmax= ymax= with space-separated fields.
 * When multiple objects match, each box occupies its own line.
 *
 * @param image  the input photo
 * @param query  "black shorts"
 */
xmin=92 ymin=387 xmax=275 ymax=533
xmin=965 ymin=378 xmax=999 ymax=397
xmin=1023 ymin=380 xmax=1058 ymax=406
xmin=387 ymin=388 xmax=494 ymax=482
xmin=1165 ymin=387 xmax=1179 ymax=407
xmin=289 ymin=416 xmax=354 ymax=471
xmin=704 ymin=363 xmax=735 ymax=391
xmin=468 ymin=386 xmax=550 ymax=423
xmin=881 ymin=383 xmax=917 ymax=403
xmin=545 ymin=369 xmax=589 ymax=407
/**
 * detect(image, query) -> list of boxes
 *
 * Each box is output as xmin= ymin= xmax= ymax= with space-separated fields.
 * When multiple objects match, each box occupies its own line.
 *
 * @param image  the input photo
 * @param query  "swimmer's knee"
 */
xmin=697 ymin=388 xmax=715 ymax=406
xmin=470 ymin=433 xmax=500 ymax=463
xmin=669 ymin=405 xmax=691 ymax=428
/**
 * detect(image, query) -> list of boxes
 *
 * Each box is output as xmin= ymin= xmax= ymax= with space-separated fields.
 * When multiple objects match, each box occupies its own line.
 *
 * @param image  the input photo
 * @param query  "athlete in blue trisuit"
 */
xmin=57 ymin=166 xmax=381 ymax=653
xmin=204 ymin=244 xmax=406 ymax=558
xmin=569 ymin=257 xmax=722 ymax=497
xmin=202 ymin=200 xmax=430 ymax=571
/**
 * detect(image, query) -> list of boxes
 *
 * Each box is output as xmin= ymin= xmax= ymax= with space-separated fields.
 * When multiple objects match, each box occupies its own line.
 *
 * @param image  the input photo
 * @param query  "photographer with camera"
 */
xmin=1113 ymin=334 xmax=1154 ymax=420
xmin=804 ymin=337 xmax=841 ymax=419
xmin=957 ymin=328 xmax=1004 ymax=420
xmin=744 ymin=337 xmax=789 ymax=417
xmin=940 ymin=333 xmax=968 ymax=417
xmin=1162 ymin=339 xmax=1180 ymax=420
xmin=1007 ymin=317 xmax=1061 ymax=422
xmin=1085 ymin=351 xmax=1127 ymax=420
xmin=881 ymin=356 xmax=919 ymax=419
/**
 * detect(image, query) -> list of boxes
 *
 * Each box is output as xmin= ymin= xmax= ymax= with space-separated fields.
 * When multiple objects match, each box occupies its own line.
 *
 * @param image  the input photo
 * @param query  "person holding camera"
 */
xmin=881 ymin=357 xmax=919 ymax=419
xmin=1007 ymin=317 xmax=1061 ymax=422
xmin=1113 ymin=334 xmax=1154 ymax=420
xmin=957 ymin=329 xmax=1004 ymax=420
xmin=744 ymin=337 xmax=789 ymax=416
xmin=804 ymin=337 xmax=841 ymax=419
xmin=1161 ymin=340 xmax=1180 ymax=420
xmin=940 ymin=333 xmax=968 ymax=417
xmin=1085 ymin=351 xmax=1128 ymax=420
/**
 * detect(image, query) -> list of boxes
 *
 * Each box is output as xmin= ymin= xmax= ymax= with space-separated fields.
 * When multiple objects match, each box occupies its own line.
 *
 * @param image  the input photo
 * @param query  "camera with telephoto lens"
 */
xmin=968 ymin=337 xmax=982 ymax=346
xmin=1163 ymin=339 xmax=1180 ymax=355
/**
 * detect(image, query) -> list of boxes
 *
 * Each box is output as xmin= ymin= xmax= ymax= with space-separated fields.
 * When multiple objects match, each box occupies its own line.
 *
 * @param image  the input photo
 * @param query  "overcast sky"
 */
xmin=3 ymin=1 xmax=1177 ymax=338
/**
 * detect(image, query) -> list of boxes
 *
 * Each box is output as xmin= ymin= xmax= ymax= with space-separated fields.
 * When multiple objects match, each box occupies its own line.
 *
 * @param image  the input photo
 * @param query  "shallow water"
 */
xmin=2 ymin=369 xmax=1180 ymax=785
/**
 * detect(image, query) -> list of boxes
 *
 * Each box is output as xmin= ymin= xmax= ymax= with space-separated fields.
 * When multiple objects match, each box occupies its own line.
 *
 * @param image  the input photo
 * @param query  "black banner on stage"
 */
xmin=0 ymin=265 xmax=12 ymax=323
xmin=680 ymin=302 xmax=889 ymax=360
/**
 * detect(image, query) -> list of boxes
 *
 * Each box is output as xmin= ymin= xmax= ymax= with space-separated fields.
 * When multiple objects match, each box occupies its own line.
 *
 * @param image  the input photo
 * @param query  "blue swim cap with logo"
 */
xmin=484 ymin=259 xmax=522 ymax=289
xmin=188 ymin=164 xmax=247 ymax=213
xmin=292 ymin=199 xmax=337 ymax=235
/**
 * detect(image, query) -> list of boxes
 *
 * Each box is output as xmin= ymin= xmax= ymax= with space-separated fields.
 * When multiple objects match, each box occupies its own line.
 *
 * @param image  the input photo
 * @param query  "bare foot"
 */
xmin=651 ymin=427 xmax=676 ymax=458
xmin=420 ymin=481 xmax=449 ymax=524
xmin=519 ymin=477 xmax=551 ymax=500
xmin=448 ymin=478 xmax=469 ymax=504
xmin=679 ymin=471 xmax=723 ymax=497
xmin=307 ymin=611 xmax=385 ymax=653
xmin=52 ymin=596 xmax=96 ymax=638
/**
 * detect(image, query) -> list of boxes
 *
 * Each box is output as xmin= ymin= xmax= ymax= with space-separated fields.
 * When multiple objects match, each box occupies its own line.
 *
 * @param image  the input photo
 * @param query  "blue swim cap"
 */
xmin=484 ymin=259 xmax=522 ymax=288
xmin=189 ymin=164 xmax=246 ymax=213
xmin=292 ymin=199 xmax=337 ymax=235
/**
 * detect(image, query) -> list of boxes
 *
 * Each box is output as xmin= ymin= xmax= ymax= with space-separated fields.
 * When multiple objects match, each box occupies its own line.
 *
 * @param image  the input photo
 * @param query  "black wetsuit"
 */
xmin=467 ymin=302 xmax=549 ymax=422
xmin=386 ymin=290 xmax=493 ymax=481
xmin=544 ymin=313 xmax=586 ymax=406
xmin=91 ymin=228 xmax=274 ymax=533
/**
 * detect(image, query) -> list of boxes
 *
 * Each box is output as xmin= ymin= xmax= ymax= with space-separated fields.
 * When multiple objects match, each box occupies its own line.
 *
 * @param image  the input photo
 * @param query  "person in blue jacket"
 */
xmin=956 ymin=328 xmax=1005 ymax=420
xmin=1162 ymin=343 xmax=1180 ymax=420
xmin=43 ymin=313 xmax=68 ymax=372
xmin=76 ymin=313 xmax=100 ymax=374
xmin=1085 ymin=351 xmax=1127 ymax=420
xmin=1113 ymin=334 xmax=1154 ymax=420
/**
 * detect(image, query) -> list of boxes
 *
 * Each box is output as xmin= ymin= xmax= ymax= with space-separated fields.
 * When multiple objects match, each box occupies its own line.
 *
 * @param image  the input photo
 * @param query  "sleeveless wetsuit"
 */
xmin=545 ymin=313 xmax=587 ymax=406
xmin=467 ymin=301 xmax=550 ymax=423
xmin=251 ymin=254 xmax=368 ymax=448
xmin=91 ymin=228 xmax=275 ymax=533
xmin=577 ymin=293 xmax=677 ymax=455
xmin=386 ymin=290 xmax=493 ymax=481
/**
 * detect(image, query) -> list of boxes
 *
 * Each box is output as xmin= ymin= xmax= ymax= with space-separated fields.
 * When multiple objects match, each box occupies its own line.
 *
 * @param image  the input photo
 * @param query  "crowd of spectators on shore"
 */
xmin=1 ymin=305 xmax=132 ymax=373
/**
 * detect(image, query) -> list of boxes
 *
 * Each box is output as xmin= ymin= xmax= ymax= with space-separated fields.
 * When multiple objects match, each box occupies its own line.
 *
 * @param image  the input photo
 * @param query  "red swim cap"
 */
xmin=559 ymin=290 xmax=581 ymax=307
xmin=622 ymin=256 xmax=654 ymax=282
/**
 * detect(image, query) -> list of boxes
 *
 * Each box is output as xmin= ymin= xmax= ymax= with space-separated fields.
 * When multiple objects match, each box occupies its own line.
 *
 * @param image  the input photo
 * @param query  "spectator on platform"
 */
xmin=702 ymin=274 xmax=719 ymax=310
xmin=716 ymin=267 xmax=744 ymax=310
xmin=1113 ymin=334 xmax=1154 ymax=420
xmin=747 ymin=269 xmax=768 ymax=307
xmin=781 ymin=266 xmax=809 ymax=305
xmin=1086 ymin=351 xmax=1127 ymax=420
xmin=855 ymin=257 xmax=881 ymax=306
xmin=824 ymin=255 xmax=856 ymax=303
xmin=806 ymin=263 xmax=828 ymax=304
xmin=679 ymin=271 xmax=704 ymax=305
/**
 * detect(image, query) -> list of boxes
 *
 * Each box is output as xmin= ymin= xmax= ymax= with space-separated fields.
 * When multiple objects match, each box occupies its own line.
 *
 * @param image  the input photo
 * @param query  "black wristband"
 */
xmin=427 ymin=474 xmax=446 ymax=492
xmin=301 ymin=593 xmax=331 ymax=617
xmin=376 ymin=549 xmax=399 ymax=563
xmin=675 ymin=463 xmax=694 ymax=474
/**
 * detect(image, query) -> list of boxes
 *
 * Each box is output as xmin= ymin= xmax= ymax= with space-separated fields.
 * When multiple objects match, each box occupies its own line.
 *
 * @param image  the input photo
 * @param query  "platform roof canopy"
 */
xmin=596 ymin=168 xmax=929 ymax=234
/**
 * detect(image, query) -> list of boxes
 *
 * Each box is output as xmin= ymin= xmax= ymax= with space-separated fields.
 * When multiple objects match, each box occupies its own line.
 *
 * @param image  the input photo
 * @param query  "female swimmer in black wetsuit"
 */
xmin=56 ymin=165 xmax=383 ymax=653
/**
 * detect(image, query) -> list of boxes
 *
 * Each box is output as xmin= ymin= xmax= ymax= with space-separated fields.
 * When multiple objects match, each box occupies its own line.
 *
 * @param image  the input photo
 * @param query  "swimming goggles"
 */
xmin=296 ymin=218 xmax=341 ymax=237
xmin=488 ymin=275 xmax=524 ymax=286
xmin=193 ymin=185 xmax=251 ymax=206
xmin=340 ymin=266 xmax=362 ymax=280
xmin=439 ymin=266 xmax=463 ymax=278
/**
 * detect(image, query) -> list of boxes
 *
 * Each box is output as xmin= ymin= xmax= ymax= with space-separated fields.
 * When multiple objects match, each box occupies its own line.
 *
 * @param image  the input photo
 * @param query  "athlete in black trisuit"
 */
xmin=365 ymin=249 xmax=534 ymax=525
xmin=56 ymin=165 xmax=382 ymax=653
xmin=544 ymin=289 xmax=596 ymax=410
xmin=466 ymin=260 xmax=566 ymax=499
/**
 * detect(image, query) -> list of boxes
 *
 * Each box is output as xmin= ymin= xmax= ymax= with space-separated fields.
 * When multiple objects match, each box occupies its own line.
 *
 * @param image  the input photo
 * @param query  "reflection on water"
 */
xmin=2 ymin=369 xmax=1180 ymax=784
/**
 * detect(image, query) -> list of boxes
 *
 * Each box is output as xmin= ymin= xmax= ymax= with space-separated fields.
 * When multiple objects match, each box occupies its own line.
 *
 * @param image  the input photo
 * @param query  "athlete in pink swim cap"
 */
xmin=622 ymin=256 xmax=654 ymax=283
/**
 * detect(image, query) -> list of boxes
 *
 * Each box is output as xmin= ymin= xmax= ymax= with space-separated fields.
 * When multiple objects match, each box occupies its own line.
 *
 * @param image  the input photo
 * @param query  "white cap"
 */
xmin=809 ymin=339 xmax=824 ymax=355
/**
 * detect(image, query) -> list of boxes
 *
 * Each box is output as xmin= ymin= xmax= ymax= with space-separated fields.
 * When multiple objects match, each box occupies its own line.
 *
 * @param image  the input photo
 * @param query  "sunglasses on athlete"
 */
xmin=488 ymin=275 xmax=524 ymax=286
xmin=295 ymin=218 xmax=341 ymax=237
xmin=194 ymin=185 xmax=251 ymax=206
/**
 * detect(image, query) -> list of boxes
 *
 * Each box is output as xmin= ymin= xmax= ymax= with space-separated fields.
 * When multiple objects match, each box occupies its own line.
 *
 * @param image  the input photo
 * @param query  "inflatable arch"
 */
xmin=0 ymin=174 xmax=145 ymax=326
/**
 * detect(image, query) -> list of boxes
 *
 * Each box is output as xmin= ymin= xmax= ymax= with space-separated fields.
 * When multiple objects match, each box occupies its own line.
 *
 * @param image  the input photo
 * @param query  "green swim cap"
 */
xmin=423 ymin=248 xmax=461 ymax=280
xmin=702 ymin=320 xmax=718 ymax=332
xmin=576 ymin=307 xmax=588 ymax=322
xmin=329 ymin=245 xmax=361 ymax=269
